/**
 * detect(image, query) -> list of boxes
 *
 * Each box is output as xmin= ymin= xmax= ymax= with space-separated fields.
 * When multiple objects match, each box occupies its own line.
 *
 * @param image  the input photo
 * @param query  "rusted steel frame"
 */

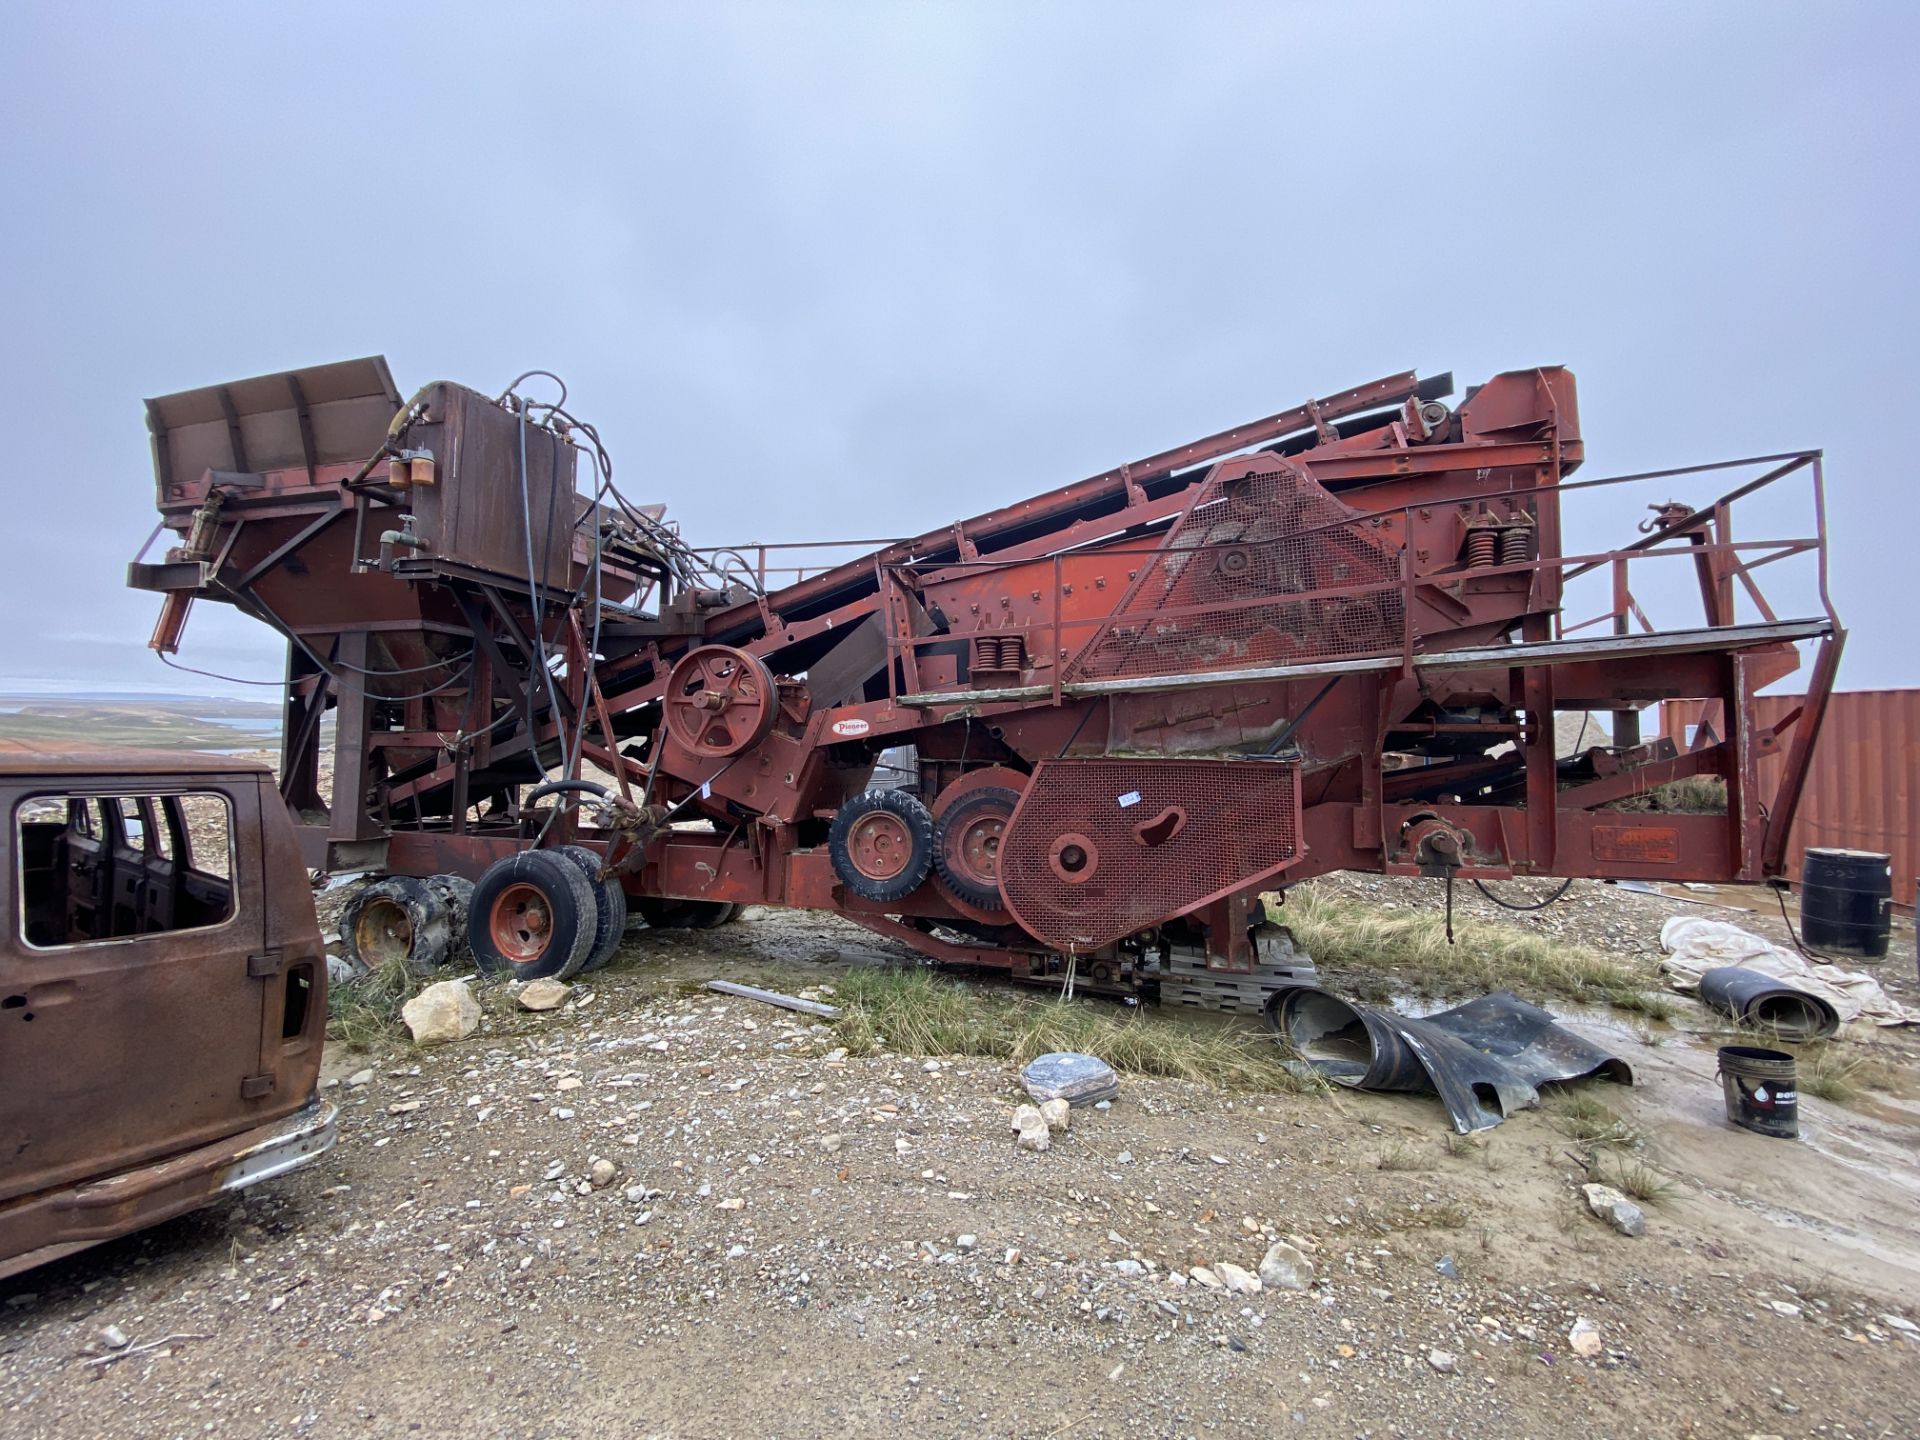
xmin=1301 ymin=439 xmax=1566 ymax=484
xmin=1727 ymin=651 xmax=1762 ymax=878
xmin=572 ymin=612 xmax=634 ymax=806
xmin=897 ymin=565 xmax=1410 ymax=667
xmin=1398 ymin=514 xmax=1416 ymax=676
xmin=580 ymin=739 xmax=647 ymax=793
xmin=839 ymin=912 xmax=1024 ymax=971
xmin=1520 ymin=615 xmax=1557 ymax=871
xmin=1554 ymin=740 xmax=1730 ymax=811
xmin=723 ymin=372 xmax=1424 ymax=626
xmin=1558 ymin=537 xmax=1817 ymax=636
xmin=1760 ymin=629 xmax=1846 ymax=877
xmin=232 ymin=504 xmax=345 ymax=590
xmin=1051 ymin=555 xmax=1063 ymax=707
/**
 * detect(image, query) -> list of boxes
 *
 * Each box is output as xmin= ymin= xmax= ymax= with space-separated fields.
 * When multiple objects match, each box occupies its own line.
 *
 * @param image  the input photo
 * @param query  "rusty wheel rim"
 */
xmin=846 ymin=810 xmax=913 ymax=882
xmin=489 ymin=881 xmax=554 ymax=966
xmin=948 ymin=810 xmax=1005 ymax=891
xmin=355 ymin=897 xmax=414 ymax=966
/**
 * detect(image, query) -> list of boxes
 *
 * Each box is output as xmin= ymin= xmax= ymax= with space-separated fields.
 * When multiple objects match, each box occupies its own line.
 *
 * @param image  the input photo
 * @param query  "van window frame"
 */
xmin=13 ymin=785 xmax=243 ymax=953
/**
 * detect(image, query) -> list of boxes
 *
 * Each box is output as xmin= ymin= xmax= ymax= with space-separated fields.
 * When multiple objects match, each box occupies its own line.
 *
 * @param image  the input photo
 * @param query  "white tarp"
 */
xmin=1658 ymin=916 xmax=1918 ymax=1028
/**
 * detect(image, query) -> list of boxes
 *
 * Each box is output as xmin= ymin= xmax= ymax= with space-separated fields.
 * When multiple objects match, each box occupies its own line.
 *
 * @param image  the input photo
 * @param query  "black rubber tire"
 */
xmin=931 ymin=785 xmax=1020 ymax=912
xmin=634 ymin=897 xmax=736 ymax=930
xmin=557 ymin=845 xmax=629 ymax=973
xmin=422 ymin=875 xmax=476 ymax=969
xmin=828 ymin=789 xmax=935 ymax=903
xmin=467 ymin=850 xmax=597 ymax=980
xmin=339 ymin=876 xmax=452 ymax=976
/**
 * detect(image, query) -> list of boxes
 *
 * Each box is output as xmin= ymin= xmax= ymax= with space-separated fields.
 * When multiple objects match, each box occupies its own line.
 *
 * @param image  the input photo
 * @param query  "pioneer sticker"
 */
xmin=830 ymin=718 xmax=872 ymax=738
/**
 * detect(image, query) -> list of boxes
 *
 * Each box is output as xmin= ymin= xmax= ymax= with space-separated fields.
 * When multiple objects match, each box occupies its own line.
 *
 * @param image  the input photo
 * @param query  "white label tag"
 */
xmin=1117 ymin=790 xmax=1142 ymax=809
xmin=700 ymin=781 xmax=712 ymax=798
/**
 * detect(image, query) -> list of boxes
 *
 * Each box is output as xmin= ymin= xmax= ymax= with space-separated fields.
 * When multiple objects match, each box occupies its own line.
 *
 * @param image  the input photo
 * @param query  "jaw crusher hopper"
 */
xmin=130 ymin=358 xmax=1842 ymax=1009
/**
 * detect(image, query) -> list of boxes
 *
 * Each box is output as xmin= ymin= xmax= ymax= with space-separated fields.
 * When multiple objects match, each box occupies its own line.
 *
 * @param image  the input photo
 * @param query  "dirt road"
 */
xmin=2 ymin=902 xmax=1916 ymax=1439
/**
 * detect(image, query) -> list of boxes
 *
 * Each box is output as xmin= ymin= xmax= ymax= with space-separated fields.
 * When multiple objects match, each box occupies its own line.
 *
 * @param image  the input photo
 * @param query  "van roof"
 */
xmin=0 ymin=741 xmax=272 ymax=778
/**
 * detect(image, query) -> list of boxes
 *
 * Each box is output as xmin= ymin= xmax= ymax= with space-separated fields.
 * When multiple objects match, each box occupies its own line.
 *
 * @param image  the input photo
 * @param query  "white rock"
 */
xmin=1214 ymin=1261 xmax=1262 ymax=1296
xmin=1038 ymin=1098 xmax=1071 ymax=1133
xmin=518 ymin=978 xmax=571 ymax=1011
xmin=345 ymin=1068 xmax=375 ymax=1088
xmin=1112 ymin=1259 xmax=1146 ymax=1277
xmin=588 ymin=1159 xmax=617 ymax=1188
xmin=401 ymin=980 xmax=479 ymax=1046
xmin=1010 ymin=1103 xmax=1043 ymax=1132
xmin=1015 ymin=1112 xmax=1052 ymax=1153
xmin=1189 ymin=1265 xmax=1223 ymax=1290
xmin=718 ymin=1197 xmax=745 ymax=1211
xmin=97 ymin=1324 xmax=128 ymax=1350
xmin=818 ymin=1133 xmax=844 ymax=1153
xmin=922 ymin=1059 xmax=941 ymax=1073
xmin=1428 ymin=1349 xmax=1457 ymax=1374
xmin=956 ymin=1234 xmax=978 ymax=1252
xmin=1581 ymin=1183 xmax=1646 ymax=1238
xmin=1568 ymin=1317 xmax=1603 ymax=1357
xmin=1259 ymin=1240 xmax=1315 ymax=1291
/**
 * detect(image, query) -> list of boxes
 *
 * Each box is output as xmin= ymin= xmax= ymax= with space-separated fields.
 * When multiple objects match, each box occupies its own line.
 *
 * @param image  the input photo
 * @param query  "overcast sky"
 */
xmin=3 ymin=2 xmax=1914 ymax=699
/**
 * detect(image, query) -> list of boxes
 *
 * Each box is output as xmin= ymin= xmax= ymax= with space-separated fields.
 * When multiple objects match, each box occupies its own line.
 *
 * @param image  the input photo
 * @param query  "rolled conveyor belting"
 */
xmin=1698 ymin=966 xmax=1840 ymax=1041
xmin=1264 ymin=986 xmax=1632 ymax=1134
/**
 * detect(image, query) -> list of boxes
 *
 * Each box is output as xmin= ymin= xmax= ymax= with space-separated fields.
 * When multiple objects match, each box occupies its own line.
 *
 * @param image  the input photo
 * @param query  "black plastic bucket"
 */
xmin=1717 ymin=1044 xmax=1799 ymax=1139
xmin=1800 ymin=848 xmax=1892 ymax=959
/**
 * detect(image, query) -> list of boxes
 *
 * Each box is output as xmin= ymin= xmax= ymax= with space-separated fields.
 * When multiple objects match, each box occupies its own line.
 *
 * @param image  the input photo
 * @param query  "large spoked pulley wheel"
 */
xmin=468 ymin=851 xmax=598 ymax=980
xmin=828 ymin=789 xmax=935 ymax=903
xmin=929 ymin=766 xmax=1027 ymax=917
xmin=662 ymin=645 xmax=777 ymax=758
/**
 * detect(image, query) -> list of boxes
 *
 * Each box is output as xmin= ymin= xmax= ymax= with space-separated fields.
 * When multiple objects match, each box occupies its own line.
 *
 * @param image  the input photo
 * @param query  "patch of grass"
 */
xmin=1546 ymin=1090 xmax=1644 ymax=1150
xmin=1587 ymin=1152 xmax=1673 ymax=1205
xmin=1357 ymin=1199 xmax=1469 ymax=1233
xmin=1375 ymin=1137 xmax=1430 ymax=1172
xmin=831 ymin=967 xmax=1323 ymax=1094
xmin=325 ymin=958 xmax=415 ymax=1051
xmin=1790 ymin=1042 xmax=1903 ymax=1106
xmin=1273 ymin=886 xmax=1668 ymax=1014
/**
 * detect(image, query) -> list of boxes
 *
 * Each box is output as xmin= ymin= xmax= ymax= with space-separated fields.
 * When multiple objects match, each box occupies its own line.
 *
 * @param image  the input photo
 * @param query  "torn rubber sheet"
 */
xmin=1659 ymin=916 xmax=1917 ymax=1027
xmin=1698 ymin=966 xmax=1840 ymax=1040
xmin=1265 ymin=987 xmax=1632 ymax=1133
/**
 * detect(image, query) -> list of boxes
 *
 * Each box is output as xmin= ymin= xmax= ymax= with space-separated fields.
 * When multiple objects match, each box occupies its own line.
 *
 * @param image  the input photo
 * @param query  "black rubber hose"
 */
xmin=1471 ymin=877 xmax=1574 ymax=911
xmin=525 ymin=779 xmax=613 ymax=805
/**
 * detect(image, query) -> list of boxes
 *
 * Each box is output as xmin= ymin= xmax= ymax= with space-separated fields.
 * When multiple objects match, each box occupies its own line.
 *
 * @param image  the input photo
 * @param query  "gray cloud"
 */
xmin=3 ymin=2 xmax=1912 ymax=694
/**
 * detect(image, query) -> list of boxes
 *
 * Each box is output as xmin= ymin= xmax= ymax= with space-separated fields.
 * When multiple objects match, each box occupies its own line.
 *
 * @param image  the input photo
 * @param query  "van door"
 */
xmin=0 ymin=775 xmax=270 ymax=1204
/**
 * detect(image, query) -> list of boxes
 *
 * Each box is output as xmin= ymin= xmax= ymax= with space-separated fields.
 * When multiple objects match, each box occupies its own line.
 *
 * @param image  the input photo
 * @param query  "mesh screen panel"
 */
xmin=1066 ymin=459 xmax=1404 ymax=683
xmin=999 ymin=758 xmax=1302 ymax=952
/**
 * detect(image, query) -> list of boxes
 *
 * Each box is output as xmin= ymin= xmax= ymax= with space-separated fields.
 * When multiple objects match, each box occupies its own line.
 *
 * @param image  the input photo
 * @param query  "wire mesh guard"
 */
xmin=999 ymin=757 xmax=1303 ymax=952
xmin=1066 ymin=459 xmax=1405 ymax=684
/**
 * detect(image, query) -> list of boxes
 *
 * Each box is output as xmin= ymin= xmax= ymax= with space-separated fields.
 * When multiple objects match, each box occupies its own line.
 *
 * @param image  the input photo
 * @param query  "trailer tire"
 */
xmin=468 ymin=851 xmax=597 ymax=980
xmin=931 ymin=785 xmax=1020 ymax=912
xmin=557 ymin=845 xmax=629 ymax=973
xmin=829 ymin=790 xmax=935 ymax=903
xmin=340 ymin=876 xmax=453 ymax=976
xmin=634 ymin=897 xmax=738 ymax=930
xmin=423 ymin=875 xmax=476 ymax=968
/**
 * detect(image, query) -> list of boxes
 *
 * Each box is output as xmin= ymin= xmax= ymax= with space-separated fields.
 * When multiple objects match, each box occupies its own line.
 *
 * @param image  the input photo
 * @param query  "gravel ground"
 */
xmin=2 ymin=902 xmax=1916 ymax=1439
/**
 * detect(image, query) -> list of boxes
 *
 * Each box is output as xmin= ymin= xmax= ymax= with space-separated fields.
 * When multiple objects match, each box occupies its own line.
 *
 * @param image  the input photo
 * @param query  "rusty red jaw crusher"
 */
xmin=130 ymin=358 xmax=1841 ymax=1010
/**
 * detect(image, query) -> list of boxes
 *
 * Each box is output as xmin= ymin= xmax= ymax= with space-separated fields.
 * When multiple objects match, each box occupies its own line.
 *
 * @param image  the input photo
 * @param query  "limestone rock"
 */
xmin=1038 ymin=1098 xmax=1071 ymax=1133
xmin=1581 ymin=1183 xmax=1646 ymax=1238
xmin=402 ymin=980 xmax=479 ymax=1046
xmin=518 ymin=978 xmax=572 ymax=1012
xmin=1258 ymin=1240 xmax=1315 ymax=1291
xmin=1569 ymin=1316 xmax=1603 ymax=1357
xmin=1214 ymin=1261 xmax=1262 ymax=1296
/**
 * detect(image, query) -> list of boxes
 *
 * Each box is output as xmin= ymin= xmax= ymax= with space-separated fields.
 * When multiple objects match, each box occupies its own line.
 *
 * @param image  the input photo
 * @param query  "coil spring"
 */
xmin=1500 ymin=526 xmax=1532 ymax=566
xmin=1465 ymin=530 xmax=1497 ymax=568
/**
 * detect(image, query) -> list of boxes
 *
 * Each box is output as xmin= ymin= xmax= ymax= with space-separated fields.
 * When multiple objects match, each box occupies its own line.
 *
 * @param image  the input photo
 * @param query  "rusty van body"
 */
xmin=0 ymin=744 xmax=335 ymax=1280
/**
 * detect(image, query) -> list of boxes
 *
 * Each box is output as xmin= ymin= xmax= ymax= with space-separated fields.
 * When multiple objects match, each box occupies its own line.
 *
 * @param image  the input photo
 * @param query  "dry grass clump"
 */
xmin=831 ymin=967 xmax=1322 ymax=1094
xmin=1275 ymin=887 xmax=1675 ymax=1017
xmin=325 ymin=958 xmax=415 ymax=1050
